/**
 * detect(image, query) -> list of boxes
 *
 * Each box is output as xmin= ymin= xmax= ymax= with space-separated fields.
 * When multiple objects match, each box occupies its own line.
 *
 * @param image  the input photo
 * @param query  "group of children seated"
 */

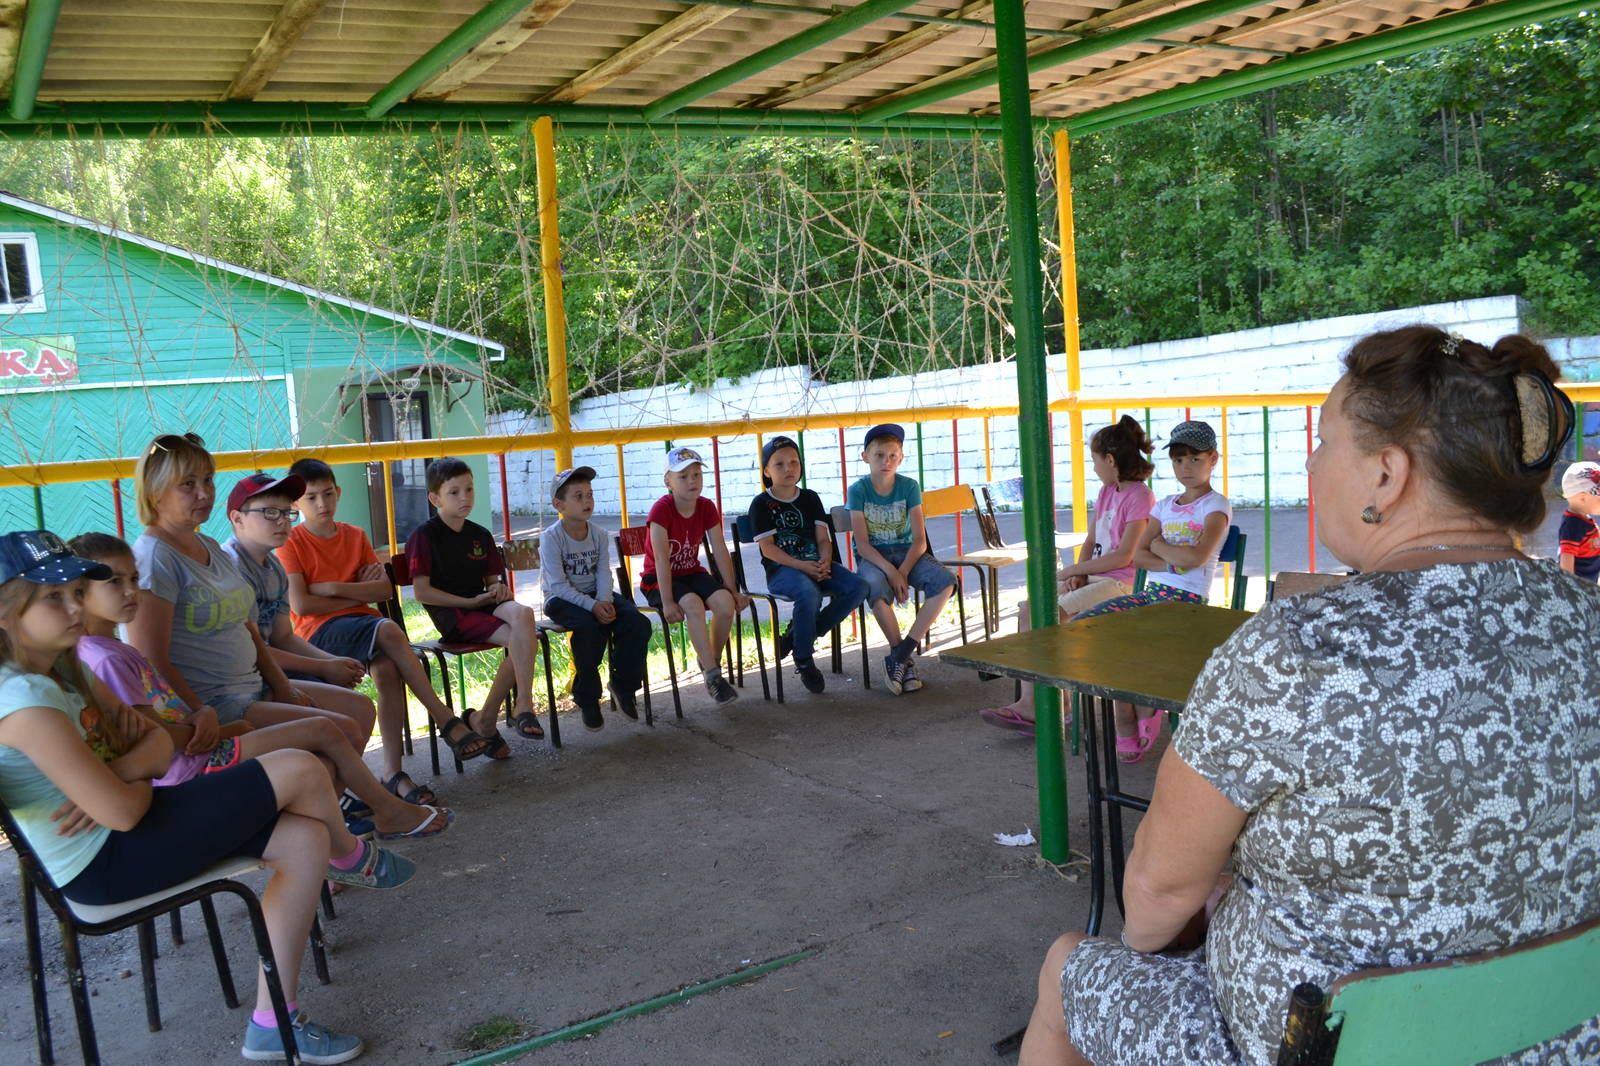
xmin=0 ymin=418 xmax=973 ymax=1062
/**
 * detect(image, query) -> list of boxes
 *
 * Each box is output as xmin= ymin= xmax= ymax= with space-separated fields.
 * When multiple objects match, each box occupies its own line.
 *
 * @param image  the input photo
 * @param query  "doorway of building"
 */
xmin=365 ymin=390 xmax=433 ymax=549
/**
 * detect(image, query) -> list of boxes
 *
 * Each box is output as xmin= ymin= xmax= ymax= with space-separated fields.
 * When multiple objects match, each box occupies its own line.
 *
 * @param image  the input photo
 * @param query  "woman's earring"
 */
xmin=1360 ymin=506 xmax=1382 ymax=525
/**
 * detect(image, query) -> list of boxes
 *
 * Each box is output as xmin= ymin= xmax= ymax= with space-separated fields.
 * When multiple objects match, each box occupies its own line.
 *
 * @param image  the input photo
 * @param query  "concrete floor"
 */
xmin=0 ymin=593 xmax=1150 ymax=1065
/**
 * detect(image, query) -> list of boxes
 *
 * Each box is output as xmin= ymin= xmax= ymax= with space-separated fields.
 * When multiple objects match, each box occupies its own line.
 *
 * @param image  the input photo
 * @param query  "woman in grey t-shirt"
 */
xmin=124 ymin=434 xmax=375 ymax=753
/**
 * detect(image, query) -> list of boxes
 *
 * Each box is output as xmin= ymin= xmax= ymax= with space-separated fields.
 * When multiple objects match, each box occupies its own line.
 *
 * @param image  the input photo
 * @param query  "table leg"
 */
xmin=1102 ymin=697 xmax=1128 ymax=919
xmin=1079 ymin=690 xmax=1107 ymax=936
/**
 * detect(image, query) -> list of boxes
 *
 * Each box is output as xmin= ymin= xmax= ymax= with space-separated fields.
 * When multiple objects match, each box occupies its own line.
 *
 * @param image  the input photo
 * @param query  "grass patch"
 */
xmin=455 ymin=1014 xmax=528 ymax=1053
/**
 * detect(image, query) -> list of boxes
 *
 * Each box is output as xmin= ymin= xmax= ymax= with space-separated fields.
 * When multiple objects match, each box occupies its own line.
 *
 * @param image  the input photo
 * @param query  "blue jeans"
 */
xmin=765 ymin=566 xmax=869 ymax=664
xmin=856 ymin=545 xmax=956 ymax=606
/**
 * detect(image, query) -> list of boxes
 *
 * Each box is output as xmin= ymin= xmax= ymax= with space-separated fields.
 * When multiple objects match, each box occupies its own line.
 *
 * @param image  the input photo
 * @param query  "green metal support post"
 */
xmin=993 ymin=0 xmax=1068 ymax=864
xmin=9 ymin=0 xmax=63 ymax=121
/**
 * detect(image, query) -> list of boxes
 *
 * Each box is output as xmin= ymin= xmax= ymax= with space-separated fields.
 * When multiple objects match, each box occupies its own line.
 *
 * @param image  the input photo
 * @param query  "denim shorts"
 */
xmin=856 ymin=545 xmax=955 ymax=606
xmin=308 ymin=613 xmax=387 ymax=663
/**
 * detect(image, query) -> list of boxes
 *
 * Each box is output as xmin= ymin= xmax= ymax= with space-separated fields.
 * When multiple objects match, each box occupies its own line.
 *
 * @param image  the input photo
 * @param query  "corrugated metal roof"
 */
xmin=0 ymin=0 xmax=1568 ymax=132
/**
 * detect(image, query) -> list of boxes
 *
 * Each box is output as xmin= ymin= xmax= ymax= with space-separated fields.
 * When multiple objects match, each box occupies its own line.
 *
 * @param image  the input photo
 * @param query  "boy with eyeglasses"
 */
xmin=221 ymin=472 xmax=368 ymax=689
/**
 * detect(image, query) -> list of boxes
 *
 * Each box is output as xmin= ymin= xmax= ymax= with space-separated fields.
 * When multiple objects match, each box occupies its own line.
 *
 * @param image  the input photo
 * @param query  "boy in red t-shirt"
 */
xmin=643 ymin=447 xmax=749 ymax=704
xmin=280 ymin=458 xmax=490 ymax=802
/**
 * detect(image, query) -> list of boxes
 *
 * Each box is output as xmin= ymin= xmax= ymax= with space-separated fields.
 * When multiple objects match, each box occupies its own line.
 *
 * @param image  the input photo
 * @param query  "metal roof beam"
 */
xmin=8 ymin=0 xmax=61 ymax=121
xmin=416 ymin=0 xmax=577 ymax=100
xmin=752 ymin=0 xmax=995 ymax=108
xmin=1067 ymin=0 xmax=1589 ymax=135
xmin=366 ymin=0 xmax=544 ymax=118
xmin=227 ymin=0 xmax=327 ymax=101
xmin=857 ymin=0 xmax=1271 ymax=122
xmin=642 ymin=0 xmax=924 ymax=121
xmin=543 ymin=4 xmax=736 ymax=103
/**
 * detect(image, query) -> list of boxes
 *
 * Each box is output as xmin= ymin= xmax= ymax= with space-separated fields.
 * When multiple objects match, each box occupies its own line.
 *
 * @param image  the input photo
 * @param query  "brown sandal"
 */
xmin=464 ymin=708 xmax=512 ymax=760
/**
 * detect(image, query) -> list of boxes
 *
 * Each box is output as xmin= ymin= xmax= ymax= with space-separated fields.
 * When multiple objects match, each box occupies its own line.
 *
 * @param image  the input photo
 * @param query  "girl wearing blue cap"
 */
xmin=0 ymin=529 xmax=414 ymax=1062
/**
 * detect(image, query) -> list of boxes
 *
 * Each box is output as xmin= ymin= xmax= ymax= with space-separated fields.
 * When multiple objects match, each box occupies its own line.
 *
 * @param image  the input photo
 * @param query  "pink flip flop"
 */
xmin=979 ymin=705 xmax=1036 ymax=736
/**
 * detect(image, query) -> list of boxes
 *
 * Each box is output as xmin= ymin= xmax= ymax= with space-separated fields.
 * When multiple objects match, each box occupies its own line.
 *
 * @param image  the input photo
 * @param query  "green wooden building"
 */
xmin=0 ymin=191 xmax=503 ymax=546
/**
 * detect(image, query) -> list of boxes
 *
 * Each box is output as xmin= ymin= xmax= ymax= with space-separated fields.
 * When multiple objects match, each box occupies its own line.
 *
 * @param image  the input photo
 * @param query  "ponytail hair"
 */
xmin=1090 ymin=415 xmax=1156 ymax=482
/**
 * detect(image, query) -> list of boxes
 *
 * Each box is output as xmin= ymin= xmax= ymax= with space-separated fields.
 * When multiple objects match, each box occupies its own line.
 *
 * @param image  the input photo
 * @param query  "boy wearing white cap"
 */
xmin=1559 ymin=461 xmax=1600 ymax=582
xmin=643 ymin=447 xmax=749 ymax=704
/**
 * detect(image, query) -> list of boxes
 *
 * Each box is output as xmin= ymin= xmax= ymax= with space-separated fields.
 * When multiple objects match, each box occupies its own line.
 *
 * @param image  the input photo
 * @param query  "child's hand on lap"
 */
xmin=662 ymin=600 xmax=685 ymax=623
xmin=733 ymin=591 xmax=752 ymax=611
xmin=186 ymin=705 xmax=221 ymax=753
xmin=593 ymin=600 xmax=617 ymax=623
xmin=889 ymin=571 xmax=911 ymax=603
xmin=321 ymin=657 xmax=365 ymax=686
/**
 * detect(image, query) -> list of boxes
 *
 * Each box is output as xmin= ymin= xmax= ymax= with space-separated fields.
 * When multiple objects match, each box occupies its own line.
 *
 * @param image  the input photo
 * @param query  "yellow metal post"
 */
xmin=381 ymin=459 xmax=401 ymax=603
xmin=615 ymin=442 xmax=629 ymax=527
xmin=1056 ymin=130 xmax=1087 ymax=535
xmin=535 ymin=116 xmax=574 ymax=470
xmin=983 ymin=415 xmax=993 ymax=481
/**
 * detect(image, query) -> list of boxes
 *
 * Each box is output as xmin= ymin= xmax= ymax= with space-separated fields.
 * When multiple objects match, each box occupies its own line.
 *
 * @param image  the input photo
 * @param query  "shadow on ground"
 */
xmin=0 ymin=600 xmax=1162 ymax=1065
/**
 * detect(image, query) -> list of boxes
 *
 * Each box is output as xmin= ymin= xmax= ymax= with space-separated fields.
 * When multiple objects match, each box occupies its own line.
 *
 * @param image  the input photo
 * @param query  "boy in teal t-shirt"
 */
xmin=845 ymin=423 xmax=955 ymax=695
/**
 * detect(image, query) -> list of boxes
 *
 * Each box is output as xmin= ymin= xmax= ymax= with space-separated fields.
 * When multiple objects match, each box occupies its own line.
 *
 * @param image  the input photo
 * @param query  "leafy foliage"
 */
xmin=0 ymin=15 xmax=1591 ymax=408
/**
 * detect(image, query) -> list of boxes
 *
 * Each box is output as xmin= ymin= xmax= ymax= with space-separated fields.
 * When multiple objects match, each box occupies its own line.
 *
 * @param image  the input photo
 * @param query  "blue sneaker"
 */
xmin=883 ymin=654 xmax=908 ymax=695
xmin=242 ymin=1009 xmax=364 ymax=1063
xmin=324 ymin=841 xmax=416 ymax=890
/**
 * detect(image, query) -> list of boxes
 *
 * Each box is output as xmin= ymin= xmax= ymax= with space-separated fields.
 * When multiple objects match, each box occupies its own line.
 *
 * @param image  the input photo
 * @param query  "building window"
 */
xmin=0 ymin=233 xmax=45 ymax=313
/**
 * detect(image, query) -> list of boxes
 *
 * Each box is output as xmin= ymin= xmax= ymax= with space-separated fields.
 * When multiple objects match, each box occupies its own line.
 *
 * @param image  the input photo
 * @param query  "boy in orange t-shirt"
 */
xmin=279 ymin=458 xmax=490 ymax=802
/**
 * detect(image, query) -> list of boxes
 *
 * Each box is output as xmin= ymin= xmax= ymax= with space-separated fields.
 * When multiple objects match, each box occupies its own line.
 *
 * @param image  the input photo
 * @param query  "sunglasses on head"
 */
xmin=147 ymin=432 xmax=205 ymax=455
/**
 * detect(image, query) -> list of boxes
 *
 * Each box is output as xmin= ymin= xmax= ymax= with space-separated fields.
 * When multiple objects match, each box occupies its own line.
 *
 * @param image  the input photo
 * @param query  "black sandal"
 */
xmin=382 ymin=772 xmax=437 ymax=806
xmin=464 ymin=708 xmax=512 ymax=760
xmin=441 ymin=716 xmax=489 ymax=761
xmin=512 ymin=711 xmax=545 ymax=739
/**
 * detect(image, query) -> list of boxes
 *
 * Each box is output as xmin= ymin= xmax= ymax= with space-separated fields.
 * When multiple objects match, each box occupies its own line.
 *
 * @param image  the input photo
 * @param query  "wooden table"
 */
xmin=942 ymin=601 xmax=1251 ymax=933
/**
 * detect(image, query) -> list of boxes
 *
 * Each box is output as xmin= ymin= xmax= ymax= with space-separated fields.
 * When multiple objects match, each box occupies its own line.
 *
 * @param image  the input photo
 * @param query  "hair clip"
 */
xmin=1439 ymin=332 xmax=1465 ymax=359
xmin=147 ymin=432 xmax=205 ymax=455
xmin=1512 ymin=370 xmax=1574 ymax=473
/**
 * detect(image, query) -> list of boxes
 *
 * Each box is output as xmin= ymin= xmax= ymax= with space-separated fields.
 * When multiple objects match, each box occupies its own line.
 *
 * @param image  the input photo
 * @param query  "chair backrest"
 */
xmin=729 ymin=515 xmax=757 ymax=594
xmin=1218 ymin=524 xmax=1245 ymax=565
xmin=377 ymin=560 xmax=408 ymax=625
xmin=613 ymin=526 xmax=651 ymax=597
xmin=920 ymin=483 xmax=978 ymax=520
xmin=0 ymin=796 xmax=77 ymax=926
xmin=1281 ymin=914 xmax=1600 ymax=1065
xmin=974 ymin=485 xmax=1007 ymax=550
xmin=829 ymin=504 xmax=857 ymax=565
xmin=1270 ymin=571 xmax=1347 ymax=601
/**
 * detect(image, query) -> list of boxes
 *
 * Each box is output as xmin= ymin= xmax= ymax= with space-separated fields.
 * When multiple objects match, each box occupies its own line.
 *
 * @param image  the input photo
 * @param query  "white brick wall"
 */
xmin=491 ymin=296 xmax=1533 ymax=520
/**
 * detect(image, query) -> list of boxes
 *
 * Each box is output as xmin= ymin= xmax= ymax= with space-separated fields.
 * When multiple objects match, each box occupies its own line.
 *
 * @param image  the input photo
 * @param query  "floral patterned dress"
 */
xmin=1061 ymin=559 xmax=1600 ymax=1065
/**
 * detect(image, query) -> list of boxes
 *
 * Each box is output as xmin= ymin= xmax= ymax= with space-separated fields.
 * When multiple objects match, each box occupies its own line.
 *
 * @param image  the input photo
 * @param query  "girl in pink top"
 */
xmin=979 ymin=416 xmax=1155 ymax=736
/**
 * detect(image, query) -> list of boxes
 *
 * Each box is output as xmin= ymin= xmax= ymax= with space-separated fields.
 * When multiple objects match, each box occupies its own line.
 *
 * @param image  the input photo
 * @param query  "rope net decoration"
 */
xmin=0 ymin=123 xmax=1062 ymax=535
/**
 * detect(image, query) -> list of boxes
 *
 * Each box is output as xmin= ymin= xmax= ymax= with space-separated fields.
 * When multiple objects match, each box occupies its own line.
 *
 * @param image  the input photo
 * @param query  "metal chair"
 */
xmin=1276 ymin=914 xmax=1600 ymax=1064
xmin=727 ymin=514 xmax=781 ymax=702
xmin=912 ymin=483 xmax=991 ymax=643
xmin=2 ymin=801 xmax=302 ymax=1066
xmin=822 ymin=509 xmax=872 ymax=689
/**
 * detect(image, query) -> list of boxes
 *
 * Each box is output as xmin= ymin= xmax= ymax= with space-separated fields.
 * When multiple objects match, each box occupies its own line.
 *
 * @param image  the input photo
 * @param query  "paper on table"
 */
xmin=993 ymin=827 xmax=1036 ymax=847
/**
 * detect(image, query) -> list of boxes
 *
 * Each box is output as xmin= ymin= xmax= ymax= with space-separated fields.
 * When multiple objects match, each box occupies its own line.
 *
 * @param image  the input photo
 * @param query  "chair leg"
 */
xmin=431 ymin=651 xmax=464 ymax=775
xmin=830 ymin=619 xmax=842 ymax=675
xmin=858 ymin=605 xmax=872 ymax=690
xmin=168 ymin=907 xmax=184 ymax=946
xmin=660 ymin=619 xmax=684 ymax=718
xmin=21 ymin=873 xmax=55 ymax=1066
xmin=232 ymin=886 xmax=301 ymax=1066
xmin=137 ymin=918 xmax=162 ymax=1031
xmin=199 ymin=896 xmax=240 ymax=1009
xmin=310 ymin=915 xmax=330 ymax=986
xmin=320 ymin=881 xmax=336 ymax=920
xmin=732 ymin=617 xmax=744 ymax=686
xmin=641 ymin=660 xmax=655 ymax=727
xmin=59 ymin=923 xmax=101 ymax=1066
xmin=955 ymin=575 xmax=970 ymax=645
xmin=749 ymin=603 xmax=772 ymax=702
xmin=539 ymin=634 xmax=562 ymax=749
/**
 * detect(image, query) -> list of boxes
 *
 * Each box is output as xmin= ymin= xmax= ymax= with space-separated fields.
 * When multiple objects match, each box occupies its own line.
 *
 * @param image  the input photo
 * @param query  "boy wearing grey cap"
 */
xmin=541 ymin=467 xmax=652 ymax=727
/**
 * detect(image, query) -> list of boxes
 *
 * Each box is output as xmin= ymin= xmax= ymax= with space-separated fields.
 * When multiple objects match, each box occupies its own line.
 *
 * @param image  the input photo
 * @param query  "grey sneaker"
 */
xmin=795 ymin=659 xmax=825 ymax=694
xmin=705 ymin=670 xmax=739 ymax=704
xmin=883 ymin=654 xmax=908 ymax=695
xmin=901 ymin=656 xmax=924 ymax=692
xmin=242 ymin=1009 xmax=364 ymax=1064
xmin=324 ymin=841 xmax=415 ymax=891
